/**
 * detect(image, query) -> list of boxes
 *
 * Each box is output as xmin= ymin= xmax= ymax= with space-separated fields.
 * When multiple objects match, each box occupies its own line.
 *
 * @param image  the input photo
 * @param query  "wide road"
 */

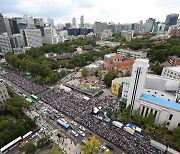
xmin=0 ymin=74 xmax=125 ymax=154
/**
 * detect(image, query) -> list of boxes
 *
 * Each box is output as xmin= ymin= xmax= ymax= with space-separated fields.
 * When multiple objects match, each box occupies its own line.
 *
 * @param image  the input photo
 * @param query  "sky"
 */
xmin=0 ymin=0 xmax=180 ymax=25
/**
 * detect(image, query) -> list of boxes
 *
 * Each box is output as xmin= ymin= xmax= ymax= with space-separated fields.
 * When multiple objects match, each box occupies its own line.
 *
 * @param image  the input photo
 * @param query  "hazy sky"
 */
xmin=0 ymin=0 xmax=180 ymax=24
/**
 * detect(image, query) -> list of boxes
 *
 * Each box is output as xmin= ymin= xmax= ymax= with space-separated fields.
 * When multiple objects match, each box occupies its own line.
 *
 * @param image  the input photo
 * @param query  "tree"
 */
xmin=25 ymin=142 xmax=37 ymax=154
xmin=169 ymin=126 xmax=180 ymax=150
xmin=121 ymin=105 xmax=131 ymax=123
xmin=104 ymin=72 xmax=118 ymax=87
xmin=80 ymin=136 xmax=101 ymax=154
xmin=155 ymin=122 xmax=168 ymax=141
xmin=81 ymin=68 xmax=88 ymax=78
xmin=144 ymin=113 xmax=155 ymax=127
xmin=98 ymin=70 xmax=104 ymax=80
xmin=151 ymin=64 xmax=163 ymax=75
xmin=37 ymin=135 xmax=50 ymax=148
xmin=133 ymin=108 xmax=143 ymax=125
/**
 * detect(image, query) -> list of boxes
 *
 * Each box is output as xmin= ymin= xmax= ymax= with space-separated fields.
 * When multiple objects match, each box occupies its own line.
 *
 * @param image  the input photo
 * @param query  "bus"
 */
xmin=0 ymin=137 xmax=22 ymax=154
xmin=31 ymin=94 xmax=38 ymax=101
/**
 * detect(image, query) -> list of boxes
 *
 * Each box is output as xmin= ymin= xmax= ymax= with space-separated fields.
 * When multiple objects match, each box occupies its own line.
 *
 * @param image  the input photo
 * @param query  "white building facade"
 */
xmin=23 ymin=28 xmax=43 ymax=47
xmin=161 ymin=66 xmax=180 ymax=81
xmin=0 ymin=33 xmax=12 ymax=53
xmin=126 ymin=59 xmax=180 ymax=130
xmin=117 ymin=49 xmax=147 ymax=59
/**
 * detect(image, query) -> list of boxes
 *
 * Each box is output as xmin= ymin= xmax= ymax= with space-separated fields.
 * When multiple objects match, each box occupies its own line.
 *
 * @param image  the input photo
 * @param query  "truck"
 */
xmin=112 ymin=121 xmax=123 ymax=129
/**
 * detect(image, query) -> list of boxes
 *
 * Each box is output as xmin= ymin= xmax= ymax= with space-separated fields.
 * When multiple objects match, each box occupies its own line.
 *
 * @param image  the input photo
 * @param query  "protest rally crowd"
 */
xmin=0 ymin=70 xmax=164 ymax=154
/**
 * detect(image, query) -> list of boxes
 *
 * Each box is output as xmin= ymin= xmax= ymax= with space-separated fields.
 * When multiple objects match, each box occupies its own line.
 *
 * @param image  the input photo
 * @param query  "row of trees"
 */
xmin=5 ymin=53 xmax=65 ymax=83
xmin=120 ymin=36 xmax=180 ymax=63
xmin=0 ymin=96 xmax=37 ymax=148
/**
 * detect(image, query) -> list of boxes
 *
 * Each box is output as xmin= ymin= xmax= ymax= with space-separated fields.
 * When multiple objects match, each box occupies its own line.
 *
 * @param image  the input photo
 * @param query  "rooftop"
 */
xmin=166 ymin=66 xmax=180 ymax=72
xmin=140 ymin=93 xmax=180 ymax=111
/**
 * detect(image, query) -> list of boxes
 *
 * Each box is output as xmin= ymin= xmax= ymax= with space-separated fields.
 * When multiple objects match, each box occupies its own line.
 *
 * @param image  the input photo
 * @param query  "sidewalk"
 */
xmin=51 ymin=130 xmax=78 ymax=154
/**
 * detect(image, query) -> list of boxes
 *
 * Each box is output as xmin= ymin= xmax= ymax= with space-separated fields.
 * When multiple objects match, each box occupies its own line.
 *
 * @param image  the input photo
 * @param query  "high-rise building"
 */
xmin=80 ymin=15 xmax=84 ymax=28
xmin=93 ymin=22 xmax=107 ymax=34
xmin=34 ymin=18 xmax=45 ymax=36
xmin=9 ymin=34 xmax=25 ymax=48
xmin=72 ymin=18 xmax=76 ymax=28
xmin=165 ymin=13 xmax=179 ymax=31
xmin=132 ymin=23 xmax=140 ymax=33
xmin=47 ymin=17 xmax=54 ymax=27
xmin=107 ymin=22 xmax=116 ymax=33
xmin=23 ymin=28 xmax=42 ymax=47
xmin=0 ymin=33 xmax=12 ymax=53
xmin=11 ymin=17 xmax=27 ymax=34
xmin=144 ymin=18 xmax=155 ymax=33
xmin=127 ymin=59 xmax=149 ymax=112
xmin=0 ymin=14 xmax=6 ymax=34
xmin=24 ymin=15 xmax=35 ymax=27
xmin=65 ymin=23 xmax=71 ymax=29
xmin=4 ymin=18 xmax=12 ymax=35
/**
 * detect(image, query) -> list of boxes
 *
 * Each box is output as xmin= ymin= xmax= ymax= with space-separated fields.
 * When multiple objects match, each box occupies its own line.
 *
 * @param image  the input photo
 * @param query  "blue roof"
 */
xmin=140 ymin=93 xmax=180 ymax=111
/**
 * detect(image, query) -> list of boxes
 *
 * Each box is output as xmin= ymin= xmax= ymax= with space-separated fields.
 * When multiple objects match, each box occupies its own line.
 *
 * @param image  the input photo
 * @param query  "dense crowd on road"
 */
xmin=40 ymin=89 xmax=164 ymax=154
xmin=1 ymin=70 xmax=164 ymax=154
xmin=0 ymin=70 xmax=48 ymax=94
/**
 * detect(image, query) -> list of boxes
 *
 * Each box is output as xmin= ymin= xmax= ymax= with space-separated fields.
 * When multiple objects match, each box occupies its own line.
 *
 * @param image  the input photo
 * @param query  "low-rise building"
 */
xmin=117 ymin=49 xmax=147 ymax=59
xmin=85 ymin=60 xmax=104 ymax=76
xmin=161 ymin=66 xmax=180 ymax=81
xmin=96 ymin=41 xmax=120 ymax=48
xmin=104 ymin=53 xmax=135 ymax=76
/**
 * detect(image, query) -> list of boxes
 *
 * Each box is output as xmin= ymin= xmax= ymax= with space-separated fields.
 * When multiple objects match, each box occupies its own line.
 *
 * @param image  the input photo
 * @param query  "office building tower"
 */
xmin=93 ymin=22 xmax=107 ymax=34
xmin=9 ymin=34 xmax=25 ymax=48
xmin=107 ymin=22 xmax=116 ymax=33
xmin=157 ymin=22 xmax=166 ymax=32
xmin=72 ymin=18 xmax=76 ymax=28
xmin=0 ymin=33 xmax=12 ymax=53
xmin=127 ymin=59 xmax=149 ymax=112
xmin=4 ymin=18 xmax=12 ymax=35
xmin=34 ymin=18 xmax=45 ymax=36
xmin=65 ymin=23 xmax=71 ymax=29
xmin=144 ymin=18 xmax=155 ymax=33
xmin=165 ymin=13 xmax=179 ymax=31
xmin=23 ymin=28 xmax=42 ymax=47
xmin=11 ymin=17 xmax=27 ymax=34
xmin=44 ymin=27 xmax=56 ymax=36
xmin=0 ymin=14 xmax=6 ymax=34
xmin=80 ymin=15 xmax=84 ymax=28
xmin=132 ymin=23 xmax=140 ymax=33
xmin=47 ymin=17 xmax=54 ymax=27
xmin=24 ymin=15 xmax=35 ymax=27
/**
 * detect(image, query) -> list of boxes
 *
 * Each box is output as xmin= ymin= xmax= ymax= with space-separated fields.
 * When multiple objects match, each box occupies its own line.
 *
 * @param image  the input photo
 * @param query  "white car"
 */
xmin=71 ymin=130 xmax=78 ymax=137
xmin=79 ymin=126 xmax=86 ymax=132
xmin=71 ymin=121 xmax=77 ymax=126
xmin=100 ymin=145 xmax=109 ymax=152
xmin=78 ymin=130 xmax=85 ymax=137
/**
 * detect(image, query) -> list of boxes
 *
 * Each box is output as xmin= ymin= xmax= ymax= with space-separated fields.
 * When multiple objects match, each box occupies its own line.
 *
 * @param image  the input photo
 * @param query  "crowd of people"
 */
xmin=40 ymin=89 xmax=164 ymax=154
xmin=0 ymin=70 xmax=48 ymax=94
xmin=1 ymin=70 xmax=164 ymax=154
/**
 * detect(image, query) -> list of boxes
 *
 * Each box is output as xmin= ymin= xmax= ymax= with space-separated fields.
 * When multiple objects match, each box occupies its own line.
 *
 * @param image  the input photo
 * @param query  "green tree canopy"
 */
xmin=104 ymin=72 xmax=118 ymax=87
xmin=80 ymin=136 xmax=101 ymax=154
xmin=81 ymin=68 xmax=88 ymax=78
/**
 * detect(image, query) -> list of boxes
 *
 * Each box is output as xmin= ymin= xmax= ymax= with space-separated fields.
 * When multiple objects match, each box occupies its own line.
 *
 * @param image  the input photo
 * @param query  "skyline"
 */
xmin=0 ymin=0 xmax=180 ymax=25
